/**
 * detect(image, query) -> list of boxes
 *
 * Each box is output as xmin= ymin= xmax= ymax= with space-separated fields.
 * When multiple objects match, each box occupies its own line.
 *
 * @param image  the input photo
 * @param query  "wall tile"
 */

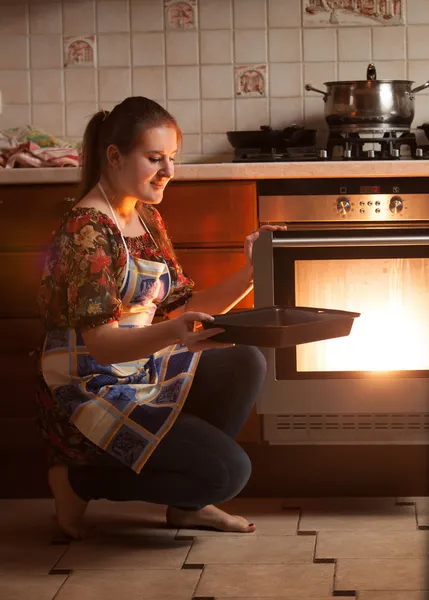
xmin=63 ymin=1 xmax=95 ymax=35
xmin=132 ymin=66 xmax=166 ymax=98
xmin=373 ymin=27 xmax=406 ymax=61
xmin=407 ymin=0 xmax=429 ymax=24
xmin=99 ymin=68 xmax=131 ymax=101
xmin=0 ymin=70 xmax=29 ymax=104
xmin=66 ymin=102 xmax=98 ymax=137
xmin=167 ymin=66 xmax=200 ymax=99
xmin=234 ymin=30 xmax=267 ymax=64
xmin=235 ymin=98 xmax=269 ymax=129
xmin=376 ymin=61 xmax=407 ymax=80
xmin=269 ymin=28 xmax=301 ymax=62
xmin=303 ymin=28 xmax=336 ymax=62
xmin=304 ymin=96 xmax=326 ymax=129
xmin=338 ymin=61 xmax=370 ymax=80
xmin=414 ymin=94 xmax=429 ymax=126
xmin=200 ymin=31 xmax=233 ymax=64
xmin=0 ymin=5 xmax=28 ymax=35
xmin=338 ymin=27 xmax=371 ymax=62
xmin=0 ymin=105 xmax=30 ymax=130
xmin=304 ymin=62 xmax=336 ymax=96
xmin=201 ymin=65 xmax=234 ymax=99
xmin=166 ymin=32 xmax=198 ymax=65
xmin=65 ymin=69 xmax=97 ymax=102
xmin=32 ymin=103 xmax=65 ymax=136
xmin=268 ymin=0 xmax=301 ymax=28
xmin=131 ymin=0 xmax=164 ymax=31
xmin=132 ymin=32 xmax=165 ymax=66
xmin=199 ymin=0 xmax=232 ymax=30
xmin=31 ymin=69 xmax=63 ymax=103
xmin=0 ymin=36 xmax=28 ymax=69
xmin=202 ymin=133 xmax=232 ymax=154
xmin=30 ymin=35 xmax=62 ymax=69
xmin=167 ymin=100 xmax=200 ymax=133
xmin=408 ymin=26 xmax=429 ymax=60
xmin=181 ymin=133 xmax=201 ymax=154
xmin=97 ymin=0 xmax=130 ymax=33
xmin=29 ymin=2 xmax=62 ymax=34
xmin=270 ymin=97 xmax=303 ymax=128
xmin=234 ymin=0 xmax=266 ymax=29
xmin=202 ymin=99 xmax=234 ymax=133
xmin=98 ymin=33 xmax=131 ymax=67
xmin=408 ymin=61 xmax=429 ymax=94
xmin=270 ymin=63 xmax=302 ymax=97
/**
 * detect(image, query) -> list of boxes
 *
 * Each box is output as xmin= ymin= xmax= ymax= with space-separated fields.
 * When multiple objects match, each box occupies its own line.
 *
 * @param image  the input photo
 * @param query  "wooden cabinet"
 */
xmin=0 ymin=179 xmax=259 ymax=497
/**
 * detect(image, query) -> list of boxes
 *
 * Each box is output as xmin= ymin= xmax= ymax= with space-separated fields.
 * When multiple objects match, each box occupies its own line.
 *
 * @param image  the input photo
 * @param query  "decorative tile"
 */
xmin=166 ymin=31 xmax=198 ymax=65
xmin=63 ymin=1 xmax=96 ymax=35
xmin=199 ymin=0 xmax=233 ymax=30
xmin=0 ymin=5 xmax=28 ymax=35
xmin=63 ymin=36 xmax=96 ymax=68
xmin=32 ymin=104 xmax=65 ymax=137
xmin=202 ymin=99 xmax=234 ymax=133
xmin=31 ymin=69 xmax=63 ymax=103
xmin=133 ymin=67 xmax=166 ymax=99
xmin=131 ymin=0 xmax=164 ymax=31
xmin=201 ymin=65 xmax=234 ymax=99
xmin=167 ymin=66 xmax=200 ymax=99
xmin=268 ymin=28 xmax=301 ymax=62
xmin=0 ymin=71 xmax=30 ymax=104
xmin=99 ymin=68 xmax=132 ymax=102
xmin=234 ymin=30 xmax=267 ymax=64
xmin=29 ymin=2 xmax=62 ymax=35
xmin=235 ymin=98 xmax=269 ymax=130
xmin=165 ymin=0 xmax=197 ymax=30
xmin=235 ymin=64 xmax=267 ymax=98
xmin=132 ymin=33 xmax=165 ymax=66
xmin=200 ymin=31 xmax=233 ymax=64
xmin=303 ymin=0 xmax=404 ymax=27
xmin=65 ymin=69 xmax=97 ymax=102
xmin=268 ymin=0 xmax=301 ymax=28
xmin=97 ymin=0 xmax=130 ymax=33
xmin=233 ymin=0 xmax=267 ymax=29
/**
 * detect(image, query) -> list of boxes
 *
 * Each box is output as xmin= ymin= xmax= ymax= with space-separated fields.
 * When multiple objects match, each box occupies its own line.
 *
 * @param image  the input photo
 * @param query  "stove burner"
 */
xmin=233 ymin=146 xmax=320 ymax=162
xmin=326 ymin=130 xmax=418 ymax=160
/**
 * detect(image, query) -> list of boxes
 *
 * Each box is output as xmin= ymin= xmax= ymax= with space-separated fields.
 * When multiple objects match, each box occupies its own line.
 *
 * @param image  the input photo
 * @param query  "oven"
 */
xmin=253 ymin=177 xmax=429 ymax=445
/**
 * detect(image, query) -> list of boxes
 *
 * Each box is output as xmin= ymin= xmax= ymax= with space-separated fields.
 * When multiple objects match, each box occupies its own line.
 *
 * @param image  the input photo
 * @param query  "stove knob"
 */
xmin=368 ymin=149 xmax=375 ymax=159
xmin=337 ymin=196 xmax=351 ymax=215
xmin=389 ymin=195 xmax=403 ymax=214
xmin=391 ymin=148 xmax=400 ymax=159
xmin=416 ymin=148 xmax=424 ymax=158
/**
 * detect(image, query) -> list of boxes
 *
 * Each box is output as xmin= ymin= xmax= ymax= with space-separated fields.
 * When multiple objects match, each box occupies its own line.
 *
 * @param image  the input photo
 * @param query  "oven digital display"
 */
xmin=359 ymin=185 xmax=380 ymax=193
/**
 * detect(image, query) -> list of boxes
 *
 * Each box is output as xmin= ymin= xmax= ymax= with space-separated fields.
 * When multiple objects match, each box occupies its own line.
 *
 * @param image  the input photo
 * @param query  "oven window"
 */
xmin=295 ymin=258 xmax=429 ymax=372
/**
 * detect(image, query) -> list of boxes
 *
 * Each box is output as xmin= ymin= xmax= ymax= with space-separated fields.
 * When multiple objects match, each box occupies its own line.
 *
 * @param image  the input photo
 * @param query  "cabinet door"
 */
xmin=0 ymin=252 xmax=45 ymax=318
xmin=160 ymin=181 xmax=257 ymax=246
xmin=176 ymin=248 xmax=254 ymax=309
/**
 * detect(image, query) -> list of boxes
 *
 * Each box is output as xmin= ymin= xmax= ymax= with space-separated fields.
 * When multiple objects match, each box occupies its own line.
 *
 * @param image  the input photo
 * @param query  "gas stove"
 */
xmin=233 ymin=129 xmax=429 ymax=162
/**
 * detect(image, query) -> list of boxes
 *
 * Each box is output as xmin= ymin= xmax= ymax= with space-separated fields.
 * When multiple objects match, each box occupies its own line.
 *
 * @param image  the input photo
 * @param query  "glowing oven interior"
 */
xmin=295 ymin=258 xmax=429 ymax=372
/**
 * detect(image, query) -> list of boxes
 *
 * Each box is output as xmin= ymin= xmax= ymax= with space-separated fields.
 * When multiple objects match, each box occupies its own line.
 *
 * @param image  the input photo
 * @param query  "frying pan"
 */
xmin=226 ymin=125 xmax=317 ymax=150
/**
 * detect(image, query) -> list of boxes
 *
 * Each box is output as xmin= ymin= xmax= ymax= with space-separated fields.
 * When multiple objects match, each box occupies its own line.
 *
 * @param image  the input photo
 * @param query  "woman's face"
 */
xmin=109 ymin=126 xmax=178 ymax=204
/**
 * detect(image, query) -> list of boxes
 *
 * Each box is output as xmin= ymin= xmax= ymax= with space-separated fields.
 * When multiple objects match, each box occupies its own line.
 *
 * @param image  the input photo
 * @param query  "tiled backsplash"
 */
xmin=0 ymin=0 xmax=428 ymax=162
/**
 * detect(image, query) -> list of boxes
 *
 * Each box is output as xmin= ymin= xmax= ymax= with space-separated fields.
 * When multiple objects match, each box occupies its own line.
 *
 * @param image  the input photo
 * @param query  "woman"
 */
xmin=37 ymin=97 xmax=276 ymax=540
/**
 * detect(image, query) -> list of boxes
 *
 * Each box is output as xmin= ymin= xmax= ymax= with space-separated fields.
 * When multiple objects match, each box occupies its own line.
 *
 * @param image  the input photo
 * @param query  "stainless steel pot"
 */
xmin=305 ymin=64 xmax=429 ymax=133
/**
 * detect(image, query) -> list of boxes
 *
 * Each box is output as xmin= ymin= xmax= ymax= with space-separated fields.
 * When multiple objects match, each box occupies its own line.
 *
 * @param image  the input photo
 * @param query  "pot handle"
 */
xmin=410 ymin=81 xmax=429 ymax=96
xmin=305 ymin=84 xmax=328 ymax=101
xmin=367 ymin=63 xmax=377 ymax=81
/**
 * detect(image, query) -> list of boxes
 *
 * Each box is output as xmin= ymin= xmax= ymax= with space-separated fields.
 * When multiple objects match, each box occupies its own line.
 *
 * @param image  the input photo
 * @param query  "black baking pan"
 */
xmin=202 ymin=306 xmax=360 ymax=348
xmin=226 ymin=125 xmax=317 ymax=151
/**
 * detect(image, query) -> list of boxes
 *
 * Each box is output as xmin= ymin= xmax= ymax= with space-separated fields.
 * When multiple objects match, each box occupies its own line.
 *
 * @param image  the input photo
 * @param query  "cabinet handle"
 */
xmin=63 ymin=196 xmax=76 ymax=203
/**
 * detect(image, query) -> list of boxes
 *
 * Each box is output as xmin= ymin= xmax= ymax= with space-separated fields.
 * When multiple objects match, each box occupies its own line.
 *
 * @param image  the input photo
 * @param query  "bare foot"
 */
xmin=48 ymin=465 xmax=93 ymax=540
xmin=166 ymin=504 xmax=256 ymax=533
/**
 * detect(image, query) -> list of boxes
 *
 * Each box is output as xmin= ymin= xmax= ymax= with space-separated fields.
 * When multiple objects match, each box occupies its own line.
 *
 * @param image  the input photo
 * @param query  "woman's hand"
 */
xmin=244 ymin=225 xmax=288 ymax=280
xmin=171 ymin=311 xmax=233 ymax=352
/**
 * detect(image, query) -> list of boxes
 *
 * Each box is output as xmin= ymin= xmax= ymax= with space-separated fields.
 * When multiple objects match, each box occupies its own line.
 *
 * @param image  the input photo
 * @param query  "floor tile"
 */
xmin=0 ymin=499 xmax=57 ymax=543
xmin=195 ymin=563 xmax=335 ymax=597
xmin=335 ymin=558 xmax=426 ymax=592
xmin=55 ymin=569 xmax=200 ymax=600
xmin=359 ymin=592 xmax=427 ymax=600
xmin=186 ymin=534 xmax=315 ymax=565
xmin=0 ymin=573 xmax=68 ymax=600
xmin=178 ymin=498 xmax=299 ymax=537
xmin=56 ymin=535 xmax=193 ymax=570
xmin=316 ymin=529 xmax=428 ymax=559
xmin=397 ymin=497 xmax=429 ymax=528
xmin=0 ymin=544 xmax=68 ymax=574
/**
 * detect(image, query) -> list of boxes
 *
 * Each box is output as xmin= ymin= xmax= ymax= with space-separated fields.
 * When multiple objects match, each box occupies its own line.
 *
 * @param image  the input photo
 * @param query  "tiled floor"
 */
xmin=0 ymin=496 xmax=427 ymax=599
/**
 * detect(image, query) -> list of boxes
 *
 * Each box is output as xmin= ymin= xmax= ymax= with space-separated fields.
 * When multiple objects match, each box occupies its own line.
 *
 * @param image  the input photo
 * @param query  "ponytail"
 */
xmin=77 ymin=111 xmax=107 ymax=201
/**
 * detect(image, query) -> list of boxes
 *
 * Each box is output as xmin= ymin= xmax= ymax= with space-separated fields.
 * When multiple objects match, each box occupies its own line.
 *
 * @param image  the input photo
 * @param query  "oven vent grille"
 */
xmin=264 ymin=413 xmax=429 ymax=444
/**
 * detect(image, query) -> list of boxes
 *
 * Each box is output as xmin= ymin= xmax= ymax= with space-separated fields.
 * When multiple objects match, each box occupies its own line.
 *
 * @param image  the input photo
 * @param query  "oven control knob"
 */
xmin=336 ymin=197 xmax=351 ymax=215
xmin=389 ymin=196 xmax=403 ymax=214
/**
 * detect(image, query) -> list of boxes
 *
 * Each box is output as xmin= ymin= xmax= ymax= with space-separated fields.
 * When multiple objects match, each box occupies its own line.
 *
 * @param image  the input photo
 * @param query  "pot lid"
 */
xmin=324 ymin=79 xmax=414 ymax=86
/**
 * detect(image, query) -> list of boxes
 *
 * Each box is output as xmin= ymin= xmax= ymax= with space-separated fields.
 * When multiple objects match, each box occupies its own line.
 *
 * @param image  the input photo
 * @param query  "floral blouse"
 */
xmin=38 ymin=205 xmax=194 ymax=331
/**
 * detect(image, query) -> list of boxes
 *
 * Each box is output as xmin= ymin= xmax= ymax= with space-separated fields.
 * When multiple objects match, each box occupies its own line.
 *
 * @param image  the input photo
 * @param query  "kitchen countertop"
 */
xmin=0 ymin=160 xmax=429 ymax=184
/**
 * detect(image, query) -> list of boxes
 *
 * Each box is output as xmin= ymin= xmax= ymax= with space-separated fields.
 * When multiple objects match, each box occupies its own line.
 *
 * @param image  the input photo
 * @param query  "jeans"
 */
xmin=68 ymin=345 xmax=267 ymax=509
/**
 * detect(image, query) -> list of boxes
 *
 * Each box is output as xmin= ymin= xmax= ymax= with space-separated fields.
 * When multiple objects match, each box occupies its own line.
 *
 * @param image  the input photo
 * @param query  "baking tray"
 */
xmin=202 ymin=306 xmax=360 ymax=348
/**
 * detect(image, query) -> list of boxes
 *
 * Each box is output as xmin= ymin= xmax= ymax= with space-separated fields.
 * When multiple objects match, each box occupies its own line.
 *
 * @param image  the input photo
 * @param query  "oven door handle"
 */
xmin=272 ymin=235 xmax=429 ymax=248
